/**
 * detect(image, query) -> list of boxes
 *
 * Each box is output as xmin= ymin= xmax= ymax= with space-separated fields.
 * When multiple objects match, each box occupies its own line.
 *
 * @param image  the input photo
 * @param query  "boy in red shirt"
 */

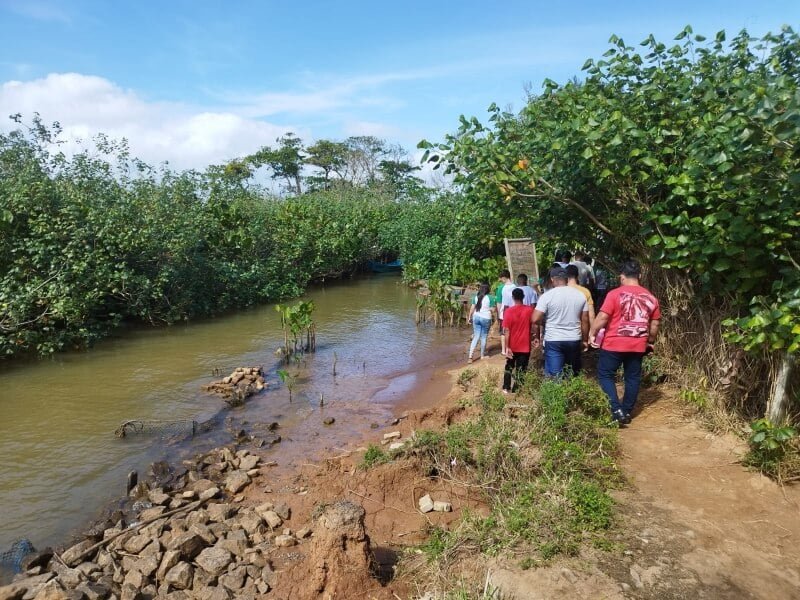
xmin=502 ymin=288 xmax=534 ymax=393
xmin=589 ymin=259 xmax=661 ymax=425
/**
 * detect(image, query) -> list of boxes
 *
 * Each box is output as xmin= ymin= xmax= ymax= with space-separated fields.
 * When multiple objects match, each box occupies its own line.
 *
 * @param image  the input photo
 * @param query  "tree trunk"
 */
xmin=767 ymin=352 xmax=794 ymax=423
xmin=294 ymin=174 xmax=302 ymax=196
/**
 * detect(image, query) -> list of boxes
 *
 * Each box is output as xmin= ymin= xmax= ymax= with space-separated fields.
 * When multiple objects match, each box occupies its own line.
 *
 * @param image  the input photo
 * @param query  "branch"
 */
xmin=514 ymin=177 xmax=616 ymax=237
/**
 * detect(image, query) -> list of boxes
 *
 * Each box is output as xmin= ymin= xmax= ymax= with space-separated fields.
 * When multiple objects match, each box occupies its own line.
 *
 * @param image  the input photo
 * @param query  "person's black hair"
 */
xmin=512 ymin=287 xmax=524 ymax=301
xmin=500 ymin=269 xmax=511 ymax=279
xmin=516 ymin=273 xmax=528 ymax=285
xmin=574 ymin=250 xmax=586 ymax=260
xmin=474 ymin=283 xmax=491 ymax=311
xmin=565 ymin=264 xmax=579 ymax=280
xmin=620 ymin=259 xmax=641 ymax=278
xmin=555 ymin=250 xmax=566 ymax=262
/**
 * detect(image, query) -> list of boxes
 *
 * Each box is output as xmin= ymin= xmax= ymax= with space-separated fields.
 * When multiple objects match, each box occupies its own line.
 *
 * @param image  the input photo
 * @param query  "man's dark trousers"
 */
xmin=597 ymin=349 xmax=644 ymax=414
xmin=503 ymin=352 xmax=530 ymax=391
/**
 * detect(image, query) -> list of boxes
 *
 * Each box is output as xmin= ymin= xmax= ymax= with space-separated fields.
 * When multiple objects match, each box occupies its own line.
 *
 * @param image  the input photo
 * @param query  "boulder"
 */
xmin=198 ymin=488 xmax=220 ymax=502
xmin=194 ymin=547 xmax=232 ymax=577
xmin=138 ymin=506 xmax=166 ymax=521
xmin=273 ymin=503 xmax=291 ymax=521
xmin=0 ymin=582 xmax=27 ymax=600
xmin=31 ymin=580 xmax=68 ymax=600
xmin=74 ymin=582 xmax=108 ymax=600
xmin=238 ymin=455 xmax=259 ymax=471
xmin=121 ymin=535 xmax=150 ymax=555
xmin=259 ymin=511 xmax=282 ymax=530
xmin=273 ymin=535 xmax=296 ymax=548
xmin=61 ymin=540 xmax=96 ymax=566
xmin=148 ymin=490 xmax=170 ymax=506
xmin=156 ymin=550 xmax=181 ymax=581
xmin=224 ymin=471 xmax=250 ymax=494
xmin=166 ymin=532 xmax=204 ymax=560
xmin=218 ymin=566 xmax=247 ymax=591
xmin=207 ymin=503 xmax=235 ymax=523
xmin=163 ymin=562 xmax=193 ymax=591
xmin=433 ymin=501 xmax=452 ymax=512
xmin=237 ymin=513 xmax=264 ymax=535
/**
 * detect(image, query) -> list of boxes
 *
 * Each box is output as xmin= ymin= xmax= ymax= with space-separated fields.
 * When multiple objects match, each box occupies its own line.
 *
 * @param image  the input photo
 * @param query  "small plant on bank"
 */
xmin=743 ymin=418 xmax=800 ymax=482
xmin=680 ymin=388 xmax=709 ymax=410
xmin=457 ymin=368 xmax=477 ymax=390
xmin=361 ymin=444 xmax=389 ymax=469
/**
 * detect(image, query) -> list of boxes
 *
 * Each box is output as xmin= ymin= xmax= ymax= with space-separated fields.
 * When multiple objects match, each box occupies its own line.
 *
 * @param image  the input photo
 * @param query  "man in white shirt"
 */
xmin=570 ymin=251 xmax=595 ymax=288
xmin=515 ymin=273 xmax=539 ymax=307
xmin=532 ymin=267 xmax=589 ymax=377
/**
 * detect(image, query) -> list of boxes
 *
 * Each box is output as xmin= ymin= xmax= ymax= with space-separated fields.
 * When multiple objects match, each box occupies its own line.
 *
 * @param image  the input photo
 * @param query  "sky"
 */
xmin=0 ymin=0 xmax=798 ymax=171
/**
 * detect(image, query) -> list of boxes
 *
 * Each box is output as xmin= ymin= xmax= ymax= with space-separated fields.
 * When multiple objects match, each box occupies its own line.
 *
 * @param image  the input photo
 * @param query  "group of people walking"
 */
xmin=466 ymin=251 xmax=661 ymax=425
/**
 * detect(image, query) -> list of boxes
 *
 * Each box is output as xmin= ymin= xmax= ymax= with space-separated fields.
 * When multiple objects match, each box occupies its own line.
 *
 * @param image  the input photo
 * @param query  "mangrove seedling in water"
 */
xmin=275 ymin=300 xmax=317 ymax=362
xmin=277 ymin=369 xmax=298 ymax=402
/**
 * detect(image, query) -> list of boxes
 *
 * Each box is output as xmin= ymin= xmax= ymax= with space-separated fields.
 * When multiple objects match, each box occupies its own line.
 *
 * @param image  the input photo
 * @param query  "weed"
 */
xmin=361 ymin=444 xmax=389 ymax=469
xmin=743 ymin=418 xmax=800 ymax=481
xmin=458 ymin=368 xmax=478 ymax=390
xmin=680 ymin=388 xmax=709 ymax=410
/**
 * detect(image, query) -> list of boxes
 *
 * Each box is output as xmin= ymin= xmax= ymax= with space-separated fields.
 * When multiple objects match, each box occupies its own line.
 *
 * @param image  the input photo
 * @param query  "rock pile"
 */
xmin=202 ymin=368 xmax=266 ymax=407
xmin=0 ymin=448 xmax=308 ymax=600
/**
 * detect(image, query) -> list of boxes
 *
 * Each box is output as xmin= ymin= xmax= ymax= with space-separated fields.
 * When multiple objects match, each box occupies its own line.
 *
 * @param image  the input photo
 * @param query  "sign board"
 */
xmin=504 ymin=238 xmax=539 ymax=283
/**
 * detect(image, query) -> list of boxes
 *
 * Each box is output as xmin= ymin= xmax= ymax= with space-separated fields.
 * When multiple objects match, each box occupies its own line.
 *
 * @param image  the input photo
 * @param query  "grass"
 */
xmin=361 ymin=444 xmax=389 ymax=469
xmin=394 ymin=369 xmax=622 ymax=592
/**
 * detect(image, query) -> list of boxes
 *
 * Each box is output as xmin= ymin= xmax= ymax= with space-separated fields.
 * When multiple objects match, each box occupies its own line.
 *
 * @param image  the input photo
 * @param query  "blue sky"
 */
xmin=1 ymin=0 xmax=798 ymax=170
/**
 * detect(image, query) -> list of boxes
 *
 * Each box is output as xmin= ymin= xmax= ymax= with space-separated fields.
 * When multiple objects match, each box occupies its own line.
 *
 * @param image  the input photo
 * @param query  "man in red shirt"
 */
xmin=502 ymin=288 xmax=534 ymax=393
xmin=589 ymin=260 xmax=661 ymax=425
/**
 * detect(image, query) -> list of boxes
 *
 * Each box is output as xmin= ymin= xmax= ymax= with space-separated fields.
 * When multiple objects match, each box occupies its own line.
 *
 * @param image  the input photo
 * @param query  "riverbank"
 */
xmin=5 ymin=344 xmax=799 ymax=599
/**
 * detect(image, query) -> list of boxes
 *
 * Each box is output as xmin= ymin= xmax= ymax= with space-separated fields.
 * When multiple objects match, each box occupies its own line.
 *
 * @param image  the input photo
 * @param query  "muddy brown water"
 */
xmin=0 ymin=275 xmax=466 ymax=561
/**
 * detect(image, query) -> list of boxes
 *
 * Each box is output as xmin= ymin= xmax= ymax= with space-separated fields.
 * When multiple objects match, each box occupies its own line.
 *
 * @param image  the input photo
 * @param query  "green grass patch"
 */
xmin=405 ymin=371 xmax=622 ymax=583
xmin=361 ymin=444 xmax=389 ymax=469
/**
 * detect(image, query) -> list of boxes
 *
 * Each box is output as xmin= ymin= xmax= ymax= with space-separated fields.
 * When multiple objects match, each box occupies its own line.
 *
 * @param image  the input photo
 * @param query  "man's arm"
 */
xmin=503 ymin=326 xmax=512 ymax=357
xmin=648 ymin=319 xmax=661 ymax=344
xmin=532 ymin=309 xmax=544 ymax=348
xmin=589 ymin=311 xmax=610 ymax=340
xmin=580 ymin=311 xmax=589 ymax=349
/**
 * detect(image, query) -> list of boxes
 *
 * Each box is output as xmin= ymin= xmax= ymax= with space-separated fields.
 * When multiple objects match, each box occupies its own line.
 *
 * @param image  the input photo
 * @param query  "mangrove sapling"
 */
xmin=277 ymin=369 xmax=298 ymax=402
xmin=333 ymin=351 xmax=338 ymax=377
xmin=275 ymin=300 xmax=317 ymax=362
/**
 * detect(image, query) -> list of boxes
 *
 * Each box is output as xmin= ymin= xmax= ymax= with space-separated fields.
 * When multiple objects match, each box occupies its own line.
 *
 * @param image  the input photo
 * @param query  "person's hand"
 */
xmin=645 ymin=343 xmax=655 ymax=355
xmin=582 ymin=340 xmax=589 ymax=352
xmin=588 ymin=334 xmax=598 ymax=349
xmin=504 ymin=349 xmax=513 ymax=359
xmin=532 ymin=337 xmax=541 ymax=349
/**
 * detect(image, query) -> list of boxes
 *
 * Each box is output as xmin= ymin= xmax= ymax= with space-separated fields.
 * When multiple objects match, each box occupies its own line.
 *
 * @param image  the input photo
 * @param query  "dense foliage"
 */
xmin=0 ymin=120 xmax=411 ymax=357
xmin=421 ymin=27 xmax=800 ymax=363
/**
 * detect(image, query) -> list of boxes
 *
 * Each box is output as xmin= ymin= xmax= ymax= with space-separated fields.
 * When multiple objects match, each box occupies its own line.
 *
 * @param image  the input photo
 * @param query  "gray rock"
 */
xmin=189 ymin=480 xmax=217 ymax=493
xmin=432 ymin=501 xmax=452 ymax=512
xmin=138 ymin=506 xmax=166 ymax=521
xmin=166 ymin=532 xmax=204 ymax=560
xmin=155 ymin=550 xmax=181 ymax=581
xmin=0 ymin=582 xmax=28 ymax=600
xmin=121 ymin=535 xmax=150 ymax=555
xmin=237 ymin=513 xmax=264 ymax=535
xmin=218 ymin=538 xmax=248 ymax=559
xmin=296 ymin=527 xmax=312 ymax=539
xmin=259 ymin=511 xmax=282 ymax=530
xmin=138 ymin=540 xmax=160 ymax=558
xmin=186 ymin=509 xmax=210 ymax=527
xmin=74 ymin=563 xmax=100 ymax=578
xmin=255 ymin=580 xmax=270 ymax=595
xmin=50 ymin=562 xmax=82 ymax=588
xmin=148 ymin=490 xmax=170 ymax=506
xmin=132 ymin=555 xmax=158 ymax=578
xmin=121 ymin=569 xmax=145 ymax=590
xmin=207 ymin=503 xmax=235 ymax=523
xmin=193 ymin=587 xmax=230 ymax=600
xmin=224 ymin=471 xmax=250 ymax=494
xmin=31 ymin=580 xmax=68 ymax=600
xmin=273 ymin=535 xmax=296 ymax=547
xmin=188 ymin=524 xmax=216 ymax=546
xmin=74 ymin=583 xmax=108 ymax=600
xmin=164 ymin=562 xmax=193 ymax=591
xmin=322 ymin=417 xmax=335 ymax=425
xmin=218 ymin=566 xmax=246 ymax=591
xmin=418 ymin=494 xmax=434 ymax=513
xmin=61 ymin=540 xmax=96 ymax=566
xmin=273 ymin=503 xmax=291 ymax=521
xmin=238 ymin=455 xmax=259 ymax=471
xmin=119 ymin=583 xmax=142 ymax=600
xmin=194 ymin=547 xmax=232 ymax=577
xmin=198 ymin=488 xmax=220 ymax=502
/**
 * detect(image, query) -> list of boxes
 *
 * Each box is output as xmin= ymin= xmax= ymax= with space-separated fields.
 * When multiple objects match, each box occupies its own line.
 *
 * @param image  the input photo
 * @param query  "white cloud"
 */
xmin=0 ymin=73 xmax=293 ymax=169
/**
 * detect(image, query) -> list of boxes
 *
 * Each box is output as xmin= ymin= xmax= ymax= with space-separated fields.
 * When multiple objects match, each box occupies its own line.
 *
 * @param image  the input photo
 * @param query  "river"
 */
xmin=0 ymin=275 xmax=466 ymax=560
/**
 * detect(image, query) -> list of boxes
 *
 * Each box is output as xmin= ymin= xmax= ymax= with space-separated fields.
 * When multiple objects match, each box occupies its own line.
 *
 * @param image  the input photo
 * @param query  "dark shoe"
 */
xmin=622 ymin=412 xmax=632 ymax=425
xmin=611 ymin=409 xmax=627 ymax=427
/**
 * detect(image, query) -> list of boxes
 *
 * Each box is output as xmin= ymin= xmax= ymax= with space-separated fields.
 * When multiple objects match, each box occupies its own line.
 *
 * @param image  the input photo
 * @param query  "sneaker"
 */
xmin=622 ymin=412 xmax=632 ymax=425
xmin=502 ymin=389 xmax=510 ymax=395
xmin=611 ymin=409 xmax=627 ymax=426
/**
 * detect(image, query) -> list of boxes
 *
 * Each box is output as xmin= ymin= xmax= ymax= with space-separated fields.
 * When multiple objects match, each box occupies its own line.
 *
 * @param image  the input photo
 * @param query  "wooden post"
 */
xmin=767 ymin=353 xmax=794 ymax=423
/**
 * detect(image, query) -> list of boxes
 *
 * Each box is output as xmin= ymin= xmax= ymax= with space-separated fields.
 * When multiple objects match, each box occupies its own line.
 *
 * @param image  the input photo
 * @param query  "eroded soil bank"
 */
xmin=4 ymin=345 xmax=799 ymax=599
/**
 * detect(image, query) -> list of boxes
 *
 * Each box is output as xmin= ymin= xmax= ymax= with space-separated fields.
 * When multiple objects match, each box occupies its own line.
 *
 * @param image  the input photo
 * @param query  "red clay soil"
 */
xmin=236 ymin=348 xmax=800 ymax=599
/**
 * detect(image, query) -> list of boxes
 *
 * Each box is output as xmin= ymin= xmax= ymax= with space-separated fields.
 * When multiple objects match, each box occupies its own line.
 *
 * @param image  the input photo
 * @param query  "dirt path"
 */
xmin=613 ymin=390 xmax=800 ymax=599
xmin=489 ymin=386 xmax=800 ymax=600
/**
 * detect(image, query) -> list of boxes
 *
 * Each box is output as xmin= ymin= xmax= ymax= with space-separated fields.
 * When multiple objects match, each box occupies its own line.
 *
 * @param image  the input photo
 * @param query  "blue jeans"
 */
xmin=597 ymin=349 xmax=644 ymax=414
xmin=469 ymin=316 xmax=491 ymax=357
xmin=543 ymin=340 xmax=582 ymax=377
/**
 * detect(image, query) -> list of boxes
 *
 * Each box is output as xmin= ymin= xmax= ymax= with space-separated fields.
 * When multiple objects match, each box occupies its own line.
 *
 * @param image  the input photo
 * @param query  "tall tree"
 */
xmin=305 ymin=139 xmax=347 ymax=189
xmin=251 ymin=133 xmax=305 ymax=195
